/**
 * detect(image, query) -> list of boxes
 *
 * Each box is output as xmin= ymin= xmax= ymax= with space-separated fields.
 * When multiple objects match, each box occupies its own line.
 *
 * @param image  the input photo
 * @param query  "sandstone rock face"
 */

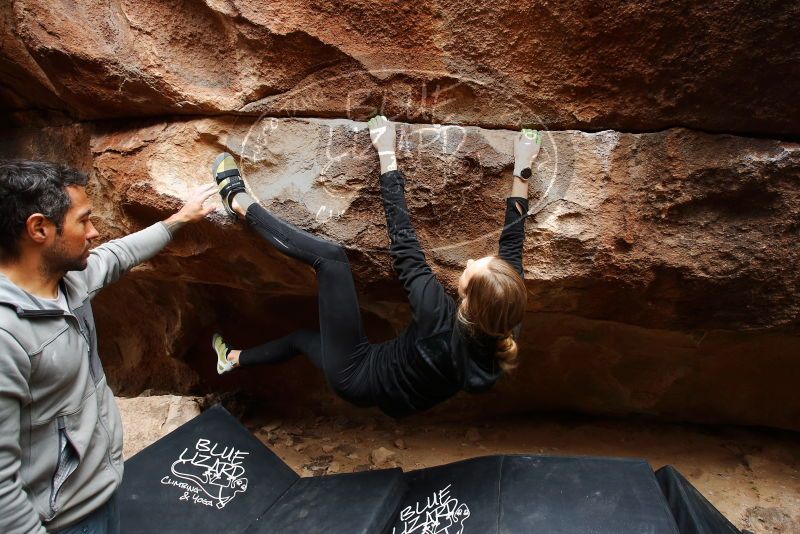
xmin=13 ymin=118 xmax=799 ymax=330
xmin=116 ymin=395 xmax=201 ymax=459
xmin=1 ymin=118 xmax=798 ymax=430
xmin=1 ymin=1 xmax=799 ymax=431
xmin=1 ymin=1 xmax=799 ymax=135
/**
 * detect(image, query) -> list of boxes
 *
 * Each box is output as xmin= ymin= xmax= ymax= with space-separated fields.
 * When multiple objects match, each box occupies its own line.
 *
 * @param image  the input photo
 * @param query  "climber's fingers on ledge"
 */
xmin=521 ymin=128 xmax=541 ymax=144
xmin=192 ymin=183 xmax=219 ymax=200
xmin=184 ymin=184 xmax=219 ymax=209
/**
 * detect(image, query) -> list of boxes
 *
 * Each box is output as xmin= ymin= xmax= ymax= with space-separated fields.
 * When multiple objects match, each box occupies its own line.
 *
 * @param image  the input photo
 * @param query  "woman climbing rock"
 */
xmin=211 ymin=116 xmax=541 ymax=417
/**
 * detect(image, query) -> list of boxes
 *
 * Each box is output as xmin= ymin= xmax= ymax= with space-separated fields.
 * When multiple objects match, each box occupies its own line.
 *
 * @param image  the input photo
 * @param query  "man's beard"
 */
xmin=42 ymin=238 xmax=88 ymax=277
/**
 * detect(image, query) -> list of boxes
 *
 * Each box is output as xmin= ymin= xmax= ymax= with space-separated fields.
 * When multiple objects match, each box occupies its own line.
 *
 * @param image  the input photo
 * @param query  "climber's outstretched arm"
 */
xmin=498 ymin=129 xmax=542 ymax=277
xmin=368 ymin=116 xmax=454 ymax=334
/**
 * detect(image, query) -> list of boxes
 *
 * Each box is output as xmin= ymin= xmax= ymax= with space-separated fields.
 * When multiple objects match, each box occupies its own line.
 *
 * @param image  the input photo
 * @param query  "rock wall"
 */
xmin=2 ymin=0 xmax=800 ymax=135
xmin=1 ymin=1 xmax=799 ymax=430
xmin=116 ymin=395 xmax=202 ymax=459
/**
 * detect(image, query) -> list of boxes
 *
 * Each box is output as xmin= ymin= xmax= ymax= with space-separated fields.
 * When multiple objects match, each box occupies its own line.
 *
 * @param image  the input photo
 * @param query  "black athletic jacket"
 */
xmin=369 ymin=170 xmax=527 ymax=417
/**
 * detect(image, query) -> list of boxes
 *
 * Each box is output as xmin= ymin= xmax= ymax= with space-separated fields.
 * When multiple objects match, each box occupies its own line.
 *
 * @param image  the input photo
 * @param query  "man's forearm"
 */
xmin=162 ymin=213 xmax=190 ymax=237
xmin=82 ymin=223 xmax=173 ymax=296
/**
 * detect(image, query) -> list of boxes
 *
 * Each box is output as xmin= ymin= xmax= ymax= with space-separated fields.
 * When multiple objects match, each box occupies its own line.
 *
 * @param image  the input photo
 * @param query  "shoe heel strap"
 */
xmin=217 ymin=175 xmax=246 ymax=196
xmin=215 ymin=168 xmax=241 ymax=182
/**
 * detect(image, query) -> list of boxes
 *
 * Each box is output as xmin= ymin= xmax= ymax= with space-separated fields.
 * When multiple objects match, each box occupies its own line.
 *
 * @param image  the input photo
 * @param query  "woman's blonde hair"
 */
xmin=457 ymin=256 xmax=527 ymax=372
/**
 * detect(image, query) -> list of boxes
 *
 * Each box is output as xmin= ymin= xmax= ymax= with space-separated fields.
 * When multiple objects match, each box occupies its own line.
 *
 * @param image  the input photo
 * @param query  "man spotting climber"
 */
xmin=0 ymin=160 xmax=216 ymax=534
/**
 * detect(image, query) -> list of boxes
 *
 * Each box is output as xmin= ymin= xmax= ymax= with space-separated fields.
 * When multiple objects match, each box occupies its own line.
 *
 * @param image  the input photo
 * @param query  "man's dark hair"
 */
xmin=0 ymin=160 xmax=88 ymax=260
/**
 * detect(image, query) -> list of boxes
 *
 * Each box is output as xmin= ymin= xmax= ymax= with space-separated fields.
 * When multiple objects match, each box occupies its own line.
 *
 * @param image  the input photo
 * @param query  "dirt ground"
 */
xmin=241 ymin=411 xmax=800 ymax=533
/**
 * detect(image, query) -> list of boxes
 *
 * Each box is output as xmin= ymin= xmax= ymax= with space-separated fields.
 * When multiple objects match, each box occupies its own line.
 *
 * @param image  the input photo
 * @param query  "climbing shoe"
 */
xmin=212 ymin=333 xmax=235 ymax=375
xmin=212 ymin=152 xmax=247 ymax=219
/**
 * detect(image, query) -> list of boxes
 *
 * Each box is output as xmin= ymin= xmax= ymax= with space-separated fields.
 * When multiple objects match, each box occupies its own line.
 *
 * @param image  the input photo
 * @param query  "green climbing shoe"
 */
xmin=212 ymin=152 xmax=247 ymax=219
xmin=212 ymin=333 xmax=234 ymax=375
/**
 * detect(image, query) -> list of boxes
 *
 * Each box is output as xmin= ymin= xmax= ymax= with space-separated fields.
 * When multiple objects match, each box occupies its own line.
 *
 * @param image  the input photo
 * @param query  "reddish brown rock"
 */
xmin=1 ymin=118 xmax=799 ymax=431
xmin=86 ymin=118 xmax=800 ymax=332
xmin=1 ymin=1 xmax=799 ymax=135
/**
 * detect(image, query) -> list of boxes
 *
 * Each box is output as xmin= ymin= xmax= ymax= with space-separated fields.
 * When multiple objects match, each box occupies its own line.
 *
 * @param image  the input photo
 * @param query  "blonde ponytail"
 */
xmin=495 ymin=333 xmax=518 ymax=372
xmin=457 ymin=257 xmax=526 ymax=373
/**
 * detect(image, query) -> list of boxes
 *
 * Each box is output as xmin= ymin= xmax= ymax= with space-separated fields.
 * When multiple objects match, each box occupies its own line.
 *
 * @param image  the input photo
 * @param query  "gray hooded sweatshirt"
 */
xmin=0 ymin=222 xmax=172 ymax=533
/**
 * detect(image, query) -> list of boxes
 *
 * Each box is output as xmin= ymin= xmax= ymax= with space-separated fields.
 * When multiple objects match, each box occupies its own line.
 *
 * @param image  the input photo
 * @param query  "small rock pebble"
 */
xmin=371 ymin=447 xmax=396 ymax=465
xmin=263 ymin=420 xmax=282 ymax=432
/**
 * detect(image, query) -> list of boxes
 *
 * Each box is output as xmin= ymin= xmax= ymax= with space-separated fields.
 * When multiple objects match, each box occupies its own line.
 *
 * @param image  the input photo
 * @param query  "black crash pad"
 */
xmin=391 ymin=456 xmax=502 ymax=534
xmin=119 ymin=405 xmax=297 ymax=534
xmin=246 ymin=469 xmax=406 ymax=534
xmin=119 ymin=407 xmax=739 ymax=534
xmin=499 ymin=456 xmax=680 ymax=534
xmin=391 ymin=455 xmax=680 ymax=534
xmin=655 ymin=465 xmax=741 ymax=534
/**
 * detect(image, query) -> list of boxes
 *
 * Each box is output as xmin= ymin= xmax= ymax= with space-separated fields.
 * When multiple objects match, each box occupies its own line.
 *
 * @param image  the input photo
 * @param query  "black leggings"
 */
xmin=238 ymin=204 xmax=373 ymax=404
